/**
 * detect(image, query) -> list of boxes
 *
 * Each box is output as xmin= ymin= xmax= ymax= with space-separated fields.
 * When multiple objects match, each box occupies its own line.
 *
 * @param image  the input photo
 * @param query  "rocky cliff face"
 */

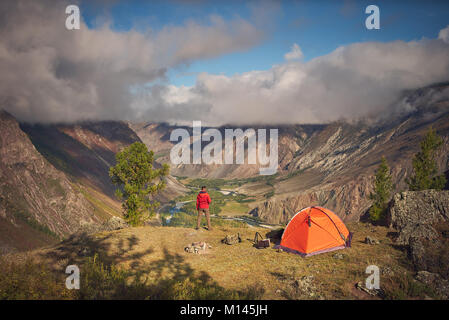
xmin=249 ymin=175 xmax=374 ymax=223
xmin=0 ymin=111 xmax=99 ymax=252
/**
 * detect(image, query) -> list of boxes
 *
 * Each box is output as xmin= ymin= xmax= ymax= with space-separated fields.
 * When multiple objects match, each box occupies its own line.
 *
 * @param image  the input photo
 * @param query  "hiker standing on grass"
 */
xmin=196 ymin=186 xmax=212 ymax=231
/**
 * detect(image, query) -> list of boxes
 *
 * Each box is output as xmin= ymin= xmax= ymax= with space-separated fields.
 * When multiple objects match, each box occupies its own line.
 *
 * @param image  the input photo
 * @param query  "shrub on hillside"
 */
xmin=0 ymin=256 xmax=74 ymax=300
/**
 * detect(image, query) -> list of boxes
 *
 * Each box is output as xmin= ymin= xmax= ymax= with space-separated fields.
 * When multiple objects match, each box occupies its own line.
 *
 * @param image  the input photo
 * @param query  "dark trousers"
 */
xmin=197 ymin=208 xmax=211 ymax=229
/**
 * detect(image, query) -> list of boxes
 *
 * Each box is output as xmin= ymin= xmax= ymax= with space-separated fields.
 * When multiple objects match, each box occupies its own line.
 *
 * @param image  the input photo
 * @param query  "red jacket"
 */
xmin=196 ymin=191 xmax=211 ymax=210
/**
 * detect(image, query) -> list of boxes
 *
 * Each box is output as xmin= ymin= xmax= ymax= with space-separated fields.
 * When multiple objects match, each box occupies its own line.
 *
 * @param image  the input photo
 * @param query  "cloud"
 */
xmin=284 ymin=43 xmax=303 ymax=61
xmin=1 ymin=0 xmax=449 ymax=126
xmin=142 ymin=28 xmax=449 ymax=126
xmin=439 ymin=24 xmax=449 ymax=43
xmin=0 ymin=0 xmax=264 ymax=123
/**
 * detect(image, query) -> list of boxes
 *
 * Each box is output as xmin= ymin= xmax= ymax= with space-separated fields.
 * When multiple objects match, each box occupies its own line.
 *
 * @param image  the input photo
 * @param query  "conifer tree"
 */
xmin=407 ymin=127 xmax=446 ymax=191
xmin=109 ymin=142 xmax=169 ymax=226
xmin=369 ymin=156 xmax=393 ymax=222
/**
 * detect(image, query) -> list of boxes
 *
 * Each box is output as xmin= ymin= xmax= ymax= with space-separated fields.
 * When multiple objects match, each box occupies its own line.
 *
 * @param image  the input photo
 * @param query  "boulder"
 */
xmin=387 ymin=190 xmax=449 ymax=245
xmin=364 ymin=236 xmax=380 ymax=245
xmin=415 ymin=271 xmax=449 ymax=299
xmin=409 ymin=237 xmax=427 ymax=271
xmin=221 ymin=233 xmax=242 ymax=245
xmin=387 ymin=190 xmax=449 ymax=229
xmin=184 ymin=241 xmax=212 ymax=254
xmin=396 ymin=223 xmax=439 ymax=245
xmin=293 ymin=275 xmax=321 ymax=299
xmin=332 ymin=252 xmax=345 ymax=259
xmin=387 ymin=190 xmax=449 ymax=278
xmin=408 ymin=236 xmax=449 ymax=278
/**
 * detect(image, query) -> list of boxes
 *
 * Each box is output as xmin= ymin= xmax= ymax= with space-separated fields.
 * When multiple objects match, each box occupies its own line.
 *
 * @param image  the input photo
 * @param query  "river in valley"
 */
xmin=164 ymin=197 xmax=281 ymax=230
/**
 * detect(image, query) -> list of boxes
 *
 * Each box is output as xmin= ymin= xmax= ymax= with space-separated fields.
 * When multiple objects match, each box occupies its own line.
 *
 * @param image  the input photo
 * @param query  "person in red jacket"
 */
xmin=196 ymin=186 xmax=212 ymax=230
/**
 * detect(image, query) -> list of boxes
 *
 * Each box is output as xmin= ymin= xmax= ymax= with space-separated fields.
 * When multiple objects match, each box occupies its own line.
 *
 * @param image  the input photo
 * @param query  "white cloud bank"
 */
xmin=0 ymin=0 xmax=264 ymax=123
xmin=1 ymin=0 xmax=449 ymax=125
xmin=439 ymin=24 xmax=449 ymax=43
xmin=143 ymin=25 xmax=449 ymax=125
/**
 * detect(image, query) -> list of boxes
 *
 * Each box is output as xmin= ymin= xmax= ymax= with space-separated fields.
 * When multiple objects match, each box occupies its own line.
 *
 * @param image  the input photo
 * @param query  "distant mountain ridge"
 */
xmin=132 ymin=83 xmax=449 ymax=223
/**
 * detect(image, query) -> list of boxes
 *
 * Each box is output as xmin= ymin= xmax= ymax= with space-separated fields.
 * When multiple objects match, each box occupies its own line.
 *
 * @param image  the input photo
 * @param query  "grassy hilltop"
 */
xmin=0 ymin=221 xmax=439 ymax=300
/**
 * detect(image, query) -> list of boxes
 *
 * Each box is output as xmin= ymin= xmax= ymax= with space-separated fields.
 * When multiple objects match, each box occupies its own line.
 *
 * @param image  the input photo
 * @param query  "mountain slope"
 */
xmin=0 ymin=111 xmax=99 ymax=253
xmin=20 ymin=121 xmax=142 ymax=198
xmin=20 ymin=121 xmax=187 ymax=217
xmin=249 ymin=85 xmax=449 ymax=224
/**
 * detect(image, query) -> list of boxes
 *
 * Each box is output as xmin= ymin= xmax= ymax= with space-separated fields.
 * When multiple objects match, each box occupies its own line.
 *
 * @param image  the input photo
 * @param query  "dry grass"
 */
xmin=9 ymin=220 xmax=425 ymax=300
xmin=221 ymin=201 xmax=250 ymax=216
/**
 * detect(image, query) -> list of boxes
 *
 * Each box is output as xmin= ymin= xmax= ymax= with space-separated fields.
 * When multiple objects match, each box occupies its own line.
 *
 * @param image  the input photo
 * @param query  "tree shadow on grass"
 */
xmin=37 ymin=232 xmax=154 ymax=273
xmin=35 ymin=233 xmax=264 ymax=300
xmin=127 ymin=247 xmax=265 ymax=300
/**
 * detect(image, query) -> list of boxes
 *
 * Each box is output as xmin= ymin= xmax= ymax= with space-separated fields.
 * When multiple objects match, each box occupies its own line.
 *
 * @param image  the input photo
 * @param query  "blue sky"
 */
xmin=80 ymin=0 xmax=449 ymax=87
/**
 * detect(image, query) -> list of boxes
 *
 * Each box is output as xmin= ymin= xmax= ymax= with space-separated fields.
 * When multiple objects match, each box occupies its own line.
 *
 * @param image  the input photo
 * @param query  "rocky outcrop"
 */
xmin=409 ymin=236 xmax=449 ymax=279
xmin=387 ymin=190 xmax=449 ymax=245
xmin=249 ymin=198 xmax=296 ymax=225
xmin=409 ymin=237 xmax=427 ymax=270
xmin=387 ymin=190 xmax=449 ymax=281
xmin=399 ymin=224 xmax=440 ymax=245
xmin=415 ymin=271 xmax=449 ymax=299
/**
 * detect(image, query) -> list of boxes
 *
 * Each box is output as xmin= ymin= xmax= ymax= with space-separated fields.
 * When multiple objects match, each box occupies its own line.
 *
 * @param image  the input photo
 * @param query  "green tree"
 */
xmin=109 ymin=142 xmax=169 ymax=226
xmin=369 ymin=156 xmax=393 ymax=222
xmin=406 ymin=127 xmax=446 ymax=191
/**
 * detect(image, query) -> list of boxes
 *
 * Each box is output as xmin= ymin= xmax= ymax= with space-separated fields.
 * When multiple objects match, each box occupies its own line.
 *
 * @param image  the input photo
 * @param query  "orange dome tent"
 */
xmin=276 ymin=206 xmax=352 ymax=257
